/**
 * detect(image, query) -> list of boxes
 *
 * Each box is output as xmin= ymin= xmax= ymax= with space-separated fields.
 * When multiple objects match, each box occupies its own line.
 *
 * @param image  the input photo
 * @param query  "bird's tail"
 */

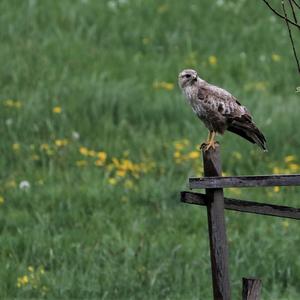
xmin=227 ymin=118 xmax=267 ymax=151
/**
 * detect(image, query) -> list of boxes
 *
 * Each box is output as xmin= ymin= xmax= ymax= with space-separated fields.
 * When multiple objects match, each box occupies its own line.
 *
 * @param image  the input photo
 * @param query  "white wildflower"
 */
xmin=239 ymin=52 xmax=246 ymax=59
xmin=19 ymin=180 xmax=30 ymax=190
xmin=5 ymin=118 xmax=13 ymax=126
xmin=72 ymin=131 xmax=80 ymax=140
xmin=259 ymin=55 xmax=266 ymax=62
xmin=107 ymin=1 xmax=117 ymax=10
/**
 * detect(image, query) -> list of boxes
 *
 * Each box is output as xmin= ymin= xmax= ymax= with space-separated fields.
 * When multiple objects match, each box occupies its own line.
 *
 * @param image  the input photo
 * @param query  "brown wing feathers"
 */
xmin=227 ymin=115 xmax=267 ymax=151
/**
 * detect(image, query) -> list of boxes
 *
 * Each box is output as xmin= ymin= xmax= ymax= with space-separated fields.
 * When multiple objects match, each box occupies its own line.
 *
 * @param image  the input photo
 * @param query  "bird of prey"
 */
xmin=178 ymin=69 xmax=267 ymax=151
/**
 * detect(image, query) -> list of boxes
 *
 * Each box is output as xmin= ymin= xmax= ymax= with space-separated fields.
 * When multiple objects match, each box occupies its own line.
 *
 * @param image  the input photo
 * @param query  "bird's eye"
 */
xmin=185 ymin=74 xmax=191 ymax=78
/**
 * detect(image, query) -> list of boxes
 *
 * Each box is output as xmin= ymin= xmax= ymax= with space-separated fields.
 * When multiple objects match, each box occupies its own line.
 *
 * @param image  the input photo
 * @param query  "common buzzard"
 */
xmin=178 ymin=69 xmax=267 ymax=151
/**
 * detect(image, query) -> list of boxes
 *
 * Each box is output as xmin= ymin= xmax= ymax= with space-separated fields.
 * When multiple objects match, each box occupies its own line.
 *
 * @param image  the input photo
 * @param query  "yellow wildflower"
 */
xmin=97 ymin=151 xmax=107 ymax=161
xmin=174 ymin=143 xmax=184 ymax=151
xmin=123 ymin=150 xmax=130 ymax=157
xmin=46 ymin=149 xmax=54 ymax=156
xmin=188 ymin=151 xmax=200 ymax=159
xmin=163 ymin=82 xmax=174 ymax=91
xmin=12 ymin=143 xmax=20 ymax=151
xmin=208 ymin=55 xmax=217 ymax=66
xmin=117 ymin=170 xmax=126 ymax=177
xmin=123 ymin=159 xmax=134 ymax=171
xmin=55 ymin=139 xmax=68 ymax=147
xmin=142 ymin=37 xmax=150 ymax=45
xmin=31 ymin=154 xmax=40 ymax=161
xmin=95 ymin=160 xmax=105 ymax=166
xmin=17 ymin=275 xmax=29 ymax=286
xmin=112 ymin=157 xmax=120 ymax=168
xmin=79 ymin=147 xmax=89 ymax=156
xmin=272 ymin=167 xmax=281 ymax=174
xmin=4 ymin=99 xmax=14 ymax=107
xmin=174 ymin=151 xmax=181 ymax=158
xmin=284 ymin=155 xmax=296 ymax=163
xmin=5 ymin=180 xmax=16 ymax=189
xmin=228 ymin=187 xmax=242 ymax=196
xmin=0 ymin=196 xmax=4 ymax=205
xmin=254 ymin=81 xmax=268 ymax=92
xmin=106 ymin=163 xmax=114 ymax=172
xmin=88 ymin=150 xmax=97 ymax=157
xmin=273 ymin=186 xmax=280 ymax=193
xmin=271 ymin=53 xmax=281 ymax=62
xmin=124 ymin=179 xmax=134 ymax=189
xmin=175 ymin=159 xmax=182 ymax=164
xmin=288 ymin=163 xmax=299 ymax=172
xmin=76 ymin=160 xmax=87 ymax=167
xmin=153 ymin=81 xmax=174 ymax=91
xmin=174 ymin=139 xmax=189 ymax=150
xmin=108 ymin=178 xmax=117 ymax=185
xmin=36 ymin=179 xmax=44 ymax=185
xmin=282 ymin=220 xmax=289 ymax=228
xmin=28 ymin=266 xmax=34 ymax=272
xmin=244 ymin=82 xmax=268 ymax=92
xmin=14 ymin=101 xmax=22 ymax=108
xmin=157 ymin=4 xmax=168 ymax=13
xmin=121 ymin=196 xmax=129 ymax=203
xmin=40 ymin=144 xmax=49 ymax=150
xmin=232 ymin=151 xmax=242 ymax=160
xmin=52 ymin=106 xmax=62 ymax=113
xmin=4 ymin=99 xmax=22 ymax=108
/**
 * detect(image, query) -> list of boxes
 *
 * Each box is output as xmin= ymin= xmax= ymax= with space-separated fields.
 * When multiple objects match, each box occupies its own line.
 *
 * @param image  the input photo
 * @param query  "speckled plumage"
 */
xmin=178 ymin=69 xmax=267 ymax=150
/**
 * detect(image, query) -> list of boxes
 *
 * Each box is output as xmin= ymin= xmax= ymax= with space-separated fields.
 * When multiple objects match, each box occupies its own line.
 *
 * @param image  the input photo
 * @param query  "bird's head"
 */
xmin=178 ymin=69 xmax=198 ymax=89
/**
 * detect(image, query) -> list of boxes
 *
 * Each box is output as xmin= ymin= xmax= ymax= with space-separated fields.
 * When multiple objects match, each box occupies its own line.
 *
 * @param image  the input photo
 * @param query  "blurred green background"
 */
xmin=0 ymin=0 xmax=300 ymax=299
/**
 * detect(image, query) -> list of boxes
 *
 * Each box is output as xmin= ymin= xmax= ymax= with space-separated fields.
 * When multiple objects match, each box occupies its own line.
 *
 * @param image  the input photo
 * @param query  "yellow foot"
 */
xmin=200 ymin=141 xmax=218 ymax=151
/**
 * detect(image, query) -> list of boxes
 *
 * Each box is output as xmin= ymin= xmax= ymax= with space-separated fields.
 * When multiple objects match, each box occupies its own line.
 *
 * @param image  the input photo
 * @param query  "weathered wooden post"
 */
xmin=242 ymin=278 xmax=261 ymax=300
xmin=202 ymin=145 xmax=231 ymax=300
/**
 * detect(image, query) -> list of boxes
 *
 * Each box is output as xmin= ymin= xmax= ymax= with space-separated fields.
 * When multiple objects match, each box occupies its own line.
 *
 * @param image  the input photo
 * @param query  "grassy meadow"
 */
xmin=0 ymin=0 xmax=300 ymax=299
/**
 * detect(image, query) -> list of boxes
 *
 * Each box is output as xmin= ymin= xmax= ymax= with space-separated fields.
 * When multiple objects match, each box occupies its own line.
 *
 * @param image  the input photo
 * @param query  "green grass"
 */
xmin=0 ymin=0 xmax=300 ymax=299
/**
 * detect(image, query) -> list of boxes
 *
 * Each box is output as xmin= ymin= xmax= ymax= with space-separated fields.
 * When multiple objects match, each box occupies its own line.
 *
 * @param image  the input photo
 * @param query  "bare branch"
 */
xmin=282 ymin=0 xmax=300 ymax=73
xmin=261 ymin=0 xmax=300 ymax=29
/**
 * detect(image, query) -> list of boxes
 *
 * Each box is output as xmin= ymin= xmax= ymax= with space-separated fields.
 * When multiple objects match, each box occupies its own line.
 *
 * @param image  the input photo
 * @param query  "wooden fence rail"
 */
xmin=180 ymin=145 xmax=300 ymax=300
xmin=189 ymin=174 xmax=300 ymax=189
xmin=181 ymin=191 xmax=300 ymax=220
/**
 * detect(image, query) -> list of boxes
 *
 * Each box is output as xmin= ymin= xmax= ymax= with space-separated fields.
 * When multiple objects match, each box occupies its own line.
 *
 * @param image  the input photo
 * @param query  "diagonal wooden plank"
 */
xmin=189 ymin=174 xmax=300 ymax=189
xmin=181 ymin=191 xmax=300 ymax=220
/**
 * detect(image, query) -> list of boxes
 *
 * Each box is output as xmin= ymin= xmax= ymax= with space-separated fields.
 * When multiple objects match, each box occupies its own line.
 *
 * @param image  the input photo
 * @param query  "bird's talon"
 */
xmin=202 ymin=141 xmax=217 ymax=152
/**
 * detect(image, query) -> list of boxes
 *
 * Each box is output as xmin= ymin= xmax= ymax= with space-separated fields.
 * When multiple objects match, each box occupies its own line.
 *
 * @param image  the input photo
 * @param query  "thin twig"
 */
xmin=282 ymin=0 xmax=300 ymax=73
xmin=288 ymin=0 xmax=298 ymax=23
xmin=261 ymin=0 xmax=300 ymax=29
xmin=291 ymin=0 xmax=300 ymax=10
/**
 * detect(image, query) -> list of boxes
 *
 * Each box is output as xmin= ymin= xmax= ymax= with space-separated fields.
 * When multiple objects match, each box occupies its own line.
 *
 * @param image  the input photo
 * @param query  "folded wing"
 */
xmin=202 ymin=83 xmax=267 ymax=151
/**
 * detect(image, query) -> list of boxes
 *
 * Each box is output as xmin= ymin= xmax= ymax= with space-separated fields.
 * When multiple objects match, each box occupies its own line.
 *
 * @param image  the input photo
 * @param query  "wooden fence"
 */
xmin=181 ymin=145 xmax=300 ymax=300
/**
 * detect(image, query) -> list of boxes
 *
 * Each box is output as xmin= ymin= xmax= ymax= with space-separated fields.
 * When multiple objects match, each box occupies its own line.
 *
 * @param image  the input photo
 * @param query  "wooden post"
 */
xmin=242 ymin=278 xmax=261 ymax=300
xmin=203 ymin=145 xmax=231 ymax=300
